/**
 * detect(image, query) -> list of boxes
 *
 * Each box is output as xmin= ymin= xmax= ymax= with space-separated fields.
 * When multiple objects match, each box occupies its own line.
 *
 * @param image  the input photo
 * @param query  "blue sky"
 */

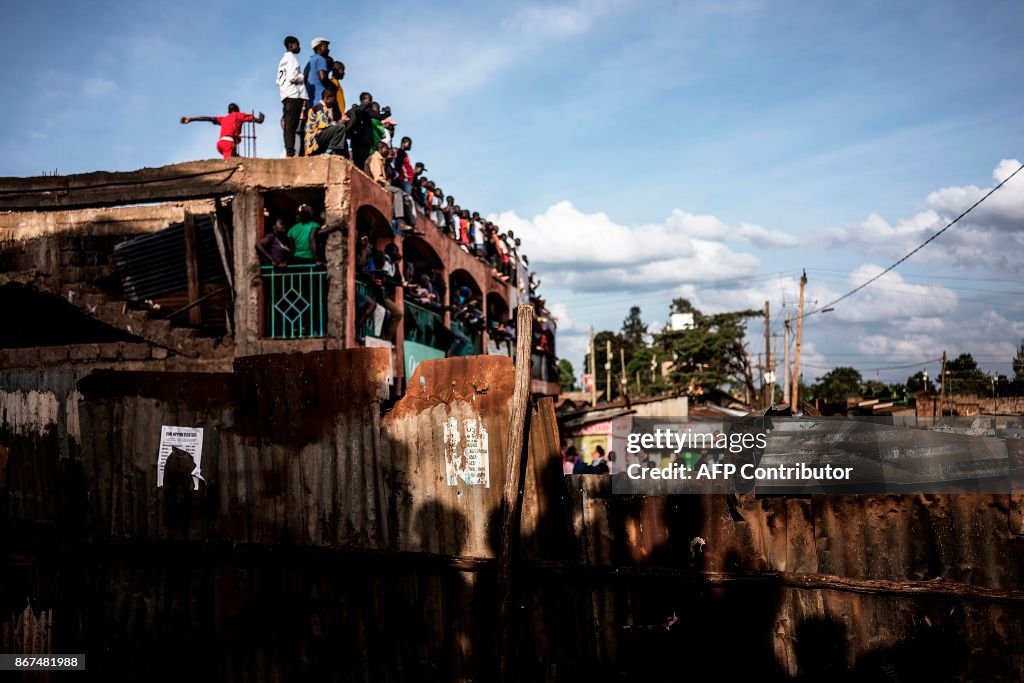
xmin=4 ymin=0 xmax=1024 ymax=388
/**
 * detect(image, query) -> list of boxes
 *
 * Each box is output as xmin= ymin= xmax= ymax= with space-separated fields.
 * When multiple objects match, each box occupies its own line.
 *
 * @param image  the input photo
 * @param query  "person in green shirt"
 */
xmin=287 ymin=204 xmax=322 ymax=264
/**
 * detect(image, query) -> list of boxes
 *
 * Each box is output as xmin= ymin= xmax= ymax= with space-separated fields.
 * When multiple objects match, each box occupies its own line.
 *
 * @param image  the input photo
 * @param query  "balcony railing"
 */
xmin=261 ymin=264 xmax=327 ymax=338
xmin=356 ymin=279 xmax=382 ymax=340
xmin=404 ymin=300 xmax=445 ymax=350
xmin=451 ymin=320 xmax=481 ymax=356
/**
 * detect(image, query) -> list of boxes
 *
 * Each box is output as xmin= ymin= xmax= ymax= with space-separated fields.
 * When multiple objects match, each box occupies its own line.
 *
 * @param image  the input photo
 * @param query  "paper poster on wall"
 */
xmin=444 ymin=416 xmax=490 ymax=487
xmin=157 ymin=426 xmax=204 ymax=490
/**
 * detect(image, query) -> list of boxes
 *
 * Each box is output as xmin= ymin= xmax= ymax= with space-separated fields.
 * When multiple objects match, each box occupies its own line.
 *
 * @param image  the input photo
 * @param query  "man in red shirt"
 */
xmin=180 ymin=103 xmax=265 ymax=159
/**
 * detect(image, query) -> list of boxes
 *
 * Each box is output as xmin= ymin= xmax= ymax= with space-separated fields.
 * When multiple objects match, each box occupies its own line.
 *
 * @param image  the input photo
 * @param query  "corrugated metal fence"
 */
xmin=2 ymin=350 xmax=1023 ymax=680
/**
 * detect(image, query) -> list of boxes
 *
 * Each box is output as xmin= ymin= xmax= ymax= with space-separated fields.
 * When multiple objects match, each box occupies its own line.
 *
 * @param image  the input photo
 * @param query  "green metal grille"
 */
xmin=451 ymin=320 xmax=481 ymax=356
xmin=355 ymin=280 xmax=381 ymax=339
xmin=261 ymin=264 xmax=327 ymax=338
xmin=404 ymin=300 xmax=445 ymax=349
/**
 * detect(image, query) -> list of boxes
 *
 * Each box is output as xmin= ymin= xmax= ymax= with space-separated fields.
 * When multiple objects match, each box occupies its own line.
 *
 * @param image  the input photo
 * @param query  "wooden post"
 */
xmin=940 ymin=350 xmax=947 ymax=417
xmin=589 ymin=327 xmax=596 ymax=406
xmin=183 ymin=210 xmax=202 ymax=325
xmin=620 ymin=346 xmax=627 ymax=398
xmin=783 ymin=313 xmax=791 ymax=406
xmin=763 ymin=300 xmax=771 ymax=408
xmin=791 ymin=270 xmax=807 ymax=409
xmin=497 ymin=304 xmax=534 ymax=683
xmin=606 ymin=338 xmax=613 ymax=403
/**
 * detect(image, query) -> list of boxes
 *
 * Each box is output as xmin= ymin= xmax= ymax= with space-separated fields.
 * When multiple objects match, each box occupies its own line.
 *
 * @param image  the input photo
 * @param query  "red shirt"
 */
xmin=215 ymin=112 xmax=255 ymax=139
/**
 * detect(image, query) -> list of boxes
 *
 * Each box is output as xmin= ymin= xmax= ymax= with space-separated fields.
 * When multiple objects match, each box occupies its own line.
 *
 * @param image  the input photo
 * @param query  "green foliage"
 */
xmin=581 ymin=301 xmax=762 ymax=402
xmin=654 ymin=305 xmax=761 ymax=397
xmin=583 ymin=330 xmax=626 ymax=401
xmin=1013 ymin=340 xmax=1024 ymax=382
xmin=945 ymin=353 xmax=991 ymax=396
xmin=906 ymin=370 xmax=934 ymax=393
xmin=621 ymin=306 xmax=647 ymax=349
xmin=810 ymin=367 xmax=863 ymax=403
xmin=558 ymin=359 xmax=576 ymax=392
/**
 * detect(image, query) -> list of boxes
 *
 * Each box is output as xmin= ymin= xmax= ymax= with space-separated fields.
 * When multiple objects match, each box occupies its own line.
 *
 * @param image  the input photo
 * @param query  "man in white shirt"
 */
xmin=276 ymin=35 xmax=306 ymax=157
xmin=472 ymin=214 xmax=486 ymax=257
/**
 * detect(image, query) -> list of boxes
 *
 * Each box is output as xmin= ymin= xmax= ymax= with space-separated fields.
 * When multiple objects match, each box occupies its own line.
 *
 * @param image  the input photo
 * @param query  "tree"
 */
xmin=655 ymin=303 xmax=761 ymax=398
xmin=810 ymin=367 xmax=863 ymax=403
xmin=558 ymin=359 xmax=576 ymax=392
xmin=1013 ymin=339 xmax=1024 ymax=382
xmin=621 ymin=306 xmax=647 ymax=349
xmin=906 ymin=370 xmax=934 ymax=393
xmin=945 ymin=353 xmax=990 ymax=396
xmin=583 ymin=330 xmax=625 ymax=401
xmin=670 ymin=298 xmax=698 ymax=315
xmin=860 ymin=379 xmax=888 ymax=398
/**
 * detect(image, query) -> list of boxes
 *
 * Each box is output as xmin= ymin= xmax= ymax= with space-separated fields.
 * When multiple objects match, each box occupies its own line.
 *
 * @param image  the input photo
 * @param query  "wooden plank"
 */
xmin=182 ymin=211 xmax=202 ymax=325
xmin=497 ymin=304 xmax=533 ymax=683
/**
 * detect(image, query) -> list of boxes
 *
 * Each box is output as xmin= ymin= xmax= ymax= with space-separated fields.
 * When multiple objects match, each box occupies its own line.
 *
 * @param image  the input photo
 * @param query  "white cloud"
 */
xmin=511 ymin=4 xmax=593 ymax=37
xmin=734 ymin=222 xmax=800 ymax=248
xmin=491 ymin=201 xmax=775 ymax=293
xmin=82 ymin=77 xmax=119 ymax=98
xmin=822 ymin=159 xmax=1024 ymax=273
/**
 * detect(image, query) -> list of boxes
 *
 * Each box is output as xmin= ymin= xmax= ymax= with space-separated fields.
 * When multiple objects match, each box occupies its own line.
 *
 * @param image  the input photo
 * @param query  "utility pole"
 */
xmin=606 ymin=338 xmax=613 ymax=403
xmin=783 ymin=313 xmax=790 ymax=405
xmin=589 ymin=327 xmax=596 ymax=407
xmin=772 ymin=333 xmax=779 ymax=406
xmin=757 ymin=352 xmax=763 ymax=408
xmin=940 ymin=350 xmax=947 ymax=417
xmin=763 ymin=300 xmax=771 ymax=408
xmin=620 ymin=347 xmax=627 ymax=397
xmin=791 ymin=270 xmax=807 ymax=410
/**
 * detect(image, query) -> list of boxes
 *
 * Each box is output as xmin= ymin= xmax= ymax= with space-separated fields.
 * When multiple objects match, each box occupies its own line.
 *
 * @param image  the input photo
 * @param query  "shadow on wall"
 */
xmin=792 ymin=613 xmax=968 ymax=683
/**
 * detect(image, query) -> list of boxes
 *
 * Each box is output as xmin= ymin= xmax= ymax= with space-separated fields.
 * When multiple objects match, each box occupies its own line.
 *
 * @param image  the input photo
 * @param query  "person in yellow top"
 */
xmin=329 ymin=61 xmax=346 ymax=114
xmin=365 ymin=141 xmax=418 ymax=232
xmin=363 ymin=141 xmax=389 ymax=186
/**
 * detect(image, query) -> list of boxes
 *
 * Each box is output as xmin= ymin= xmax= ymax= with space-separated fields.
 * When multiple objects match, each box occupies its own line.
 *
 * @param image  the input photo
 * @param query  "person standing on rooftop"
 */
xmin=276 ymin=36 xmax=306 ymax=157
xmin=180 ymin=104 xmax=265 ymax=159
xmin=394 ymin=136 xmax=415 ymax=194
xmin=304 ymin=37 xmax=331 ymax=110
xmin=347 ymin=92 xmax=390 ymax=169
xmin=329 ymin=60 xmax=347 ymax=115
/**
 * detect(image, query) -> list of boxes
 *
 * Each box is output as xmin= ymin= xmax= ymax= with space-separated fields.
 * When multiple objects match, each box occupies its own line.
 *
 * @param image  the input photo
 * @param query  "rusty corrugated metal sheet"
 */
xmin=113 ymin=214 xmax=225 ymax=302
xmin=4 ymin=351 xmax=1024 ymax=680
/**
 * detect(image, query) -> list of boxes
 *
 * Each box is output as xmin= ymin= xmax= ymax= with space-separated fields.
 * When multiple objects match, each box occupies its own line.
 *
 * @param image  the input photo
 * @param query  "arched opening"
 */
xmin=356 ymin=204 xmax=392 ymax=248
xmin=401 ymin=236 xmax=447 ymax=353
xmin=449 ymin=269 xmax=485 ymax=356
xmin=485 ymin=292 xmax=512 ymax=356
xmin=401 ymin=235 xmax=445 ymax=297
xmin=354 ymin=204 xmax=396 ymax=343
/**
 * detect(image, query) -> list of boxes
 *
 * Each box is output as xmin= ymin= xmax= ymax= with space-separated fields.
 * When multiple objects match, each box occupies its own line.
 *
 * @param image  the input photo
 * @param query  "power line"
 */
xmin=806 ymin=274 xmax=1024 ymax=310
xmin=806 ymin=270 xmax=1024 ymax=297
xmin=805 ymin=267 xmax=1024 ymax=286
xmin=802 ymin=358 xmax=940 ymax=372
xmin=803 ymin=161 xmax=1024 ymax=318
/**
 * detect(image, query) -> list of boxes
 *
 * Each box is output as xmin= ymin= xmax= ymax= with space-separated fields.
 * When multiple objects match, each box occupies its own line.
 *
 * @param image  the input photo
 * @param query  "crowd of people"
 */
xmin=274 ymin=35 xmax=538 ymax=291
xmin=562 ymin=445 xmax=619 ymax=475
xmin=238 ymin=34 xmax=557 ymax=367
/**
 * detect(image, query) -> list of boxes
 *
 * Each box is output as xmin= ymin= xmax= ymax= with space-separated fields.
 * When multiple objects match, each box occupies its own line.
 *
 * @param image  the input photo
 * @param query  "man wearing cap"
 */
xmin=276 ymin=36 xmax=306 ymax=157
xmin=304 ymin=38 xmax=331 ymax=110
